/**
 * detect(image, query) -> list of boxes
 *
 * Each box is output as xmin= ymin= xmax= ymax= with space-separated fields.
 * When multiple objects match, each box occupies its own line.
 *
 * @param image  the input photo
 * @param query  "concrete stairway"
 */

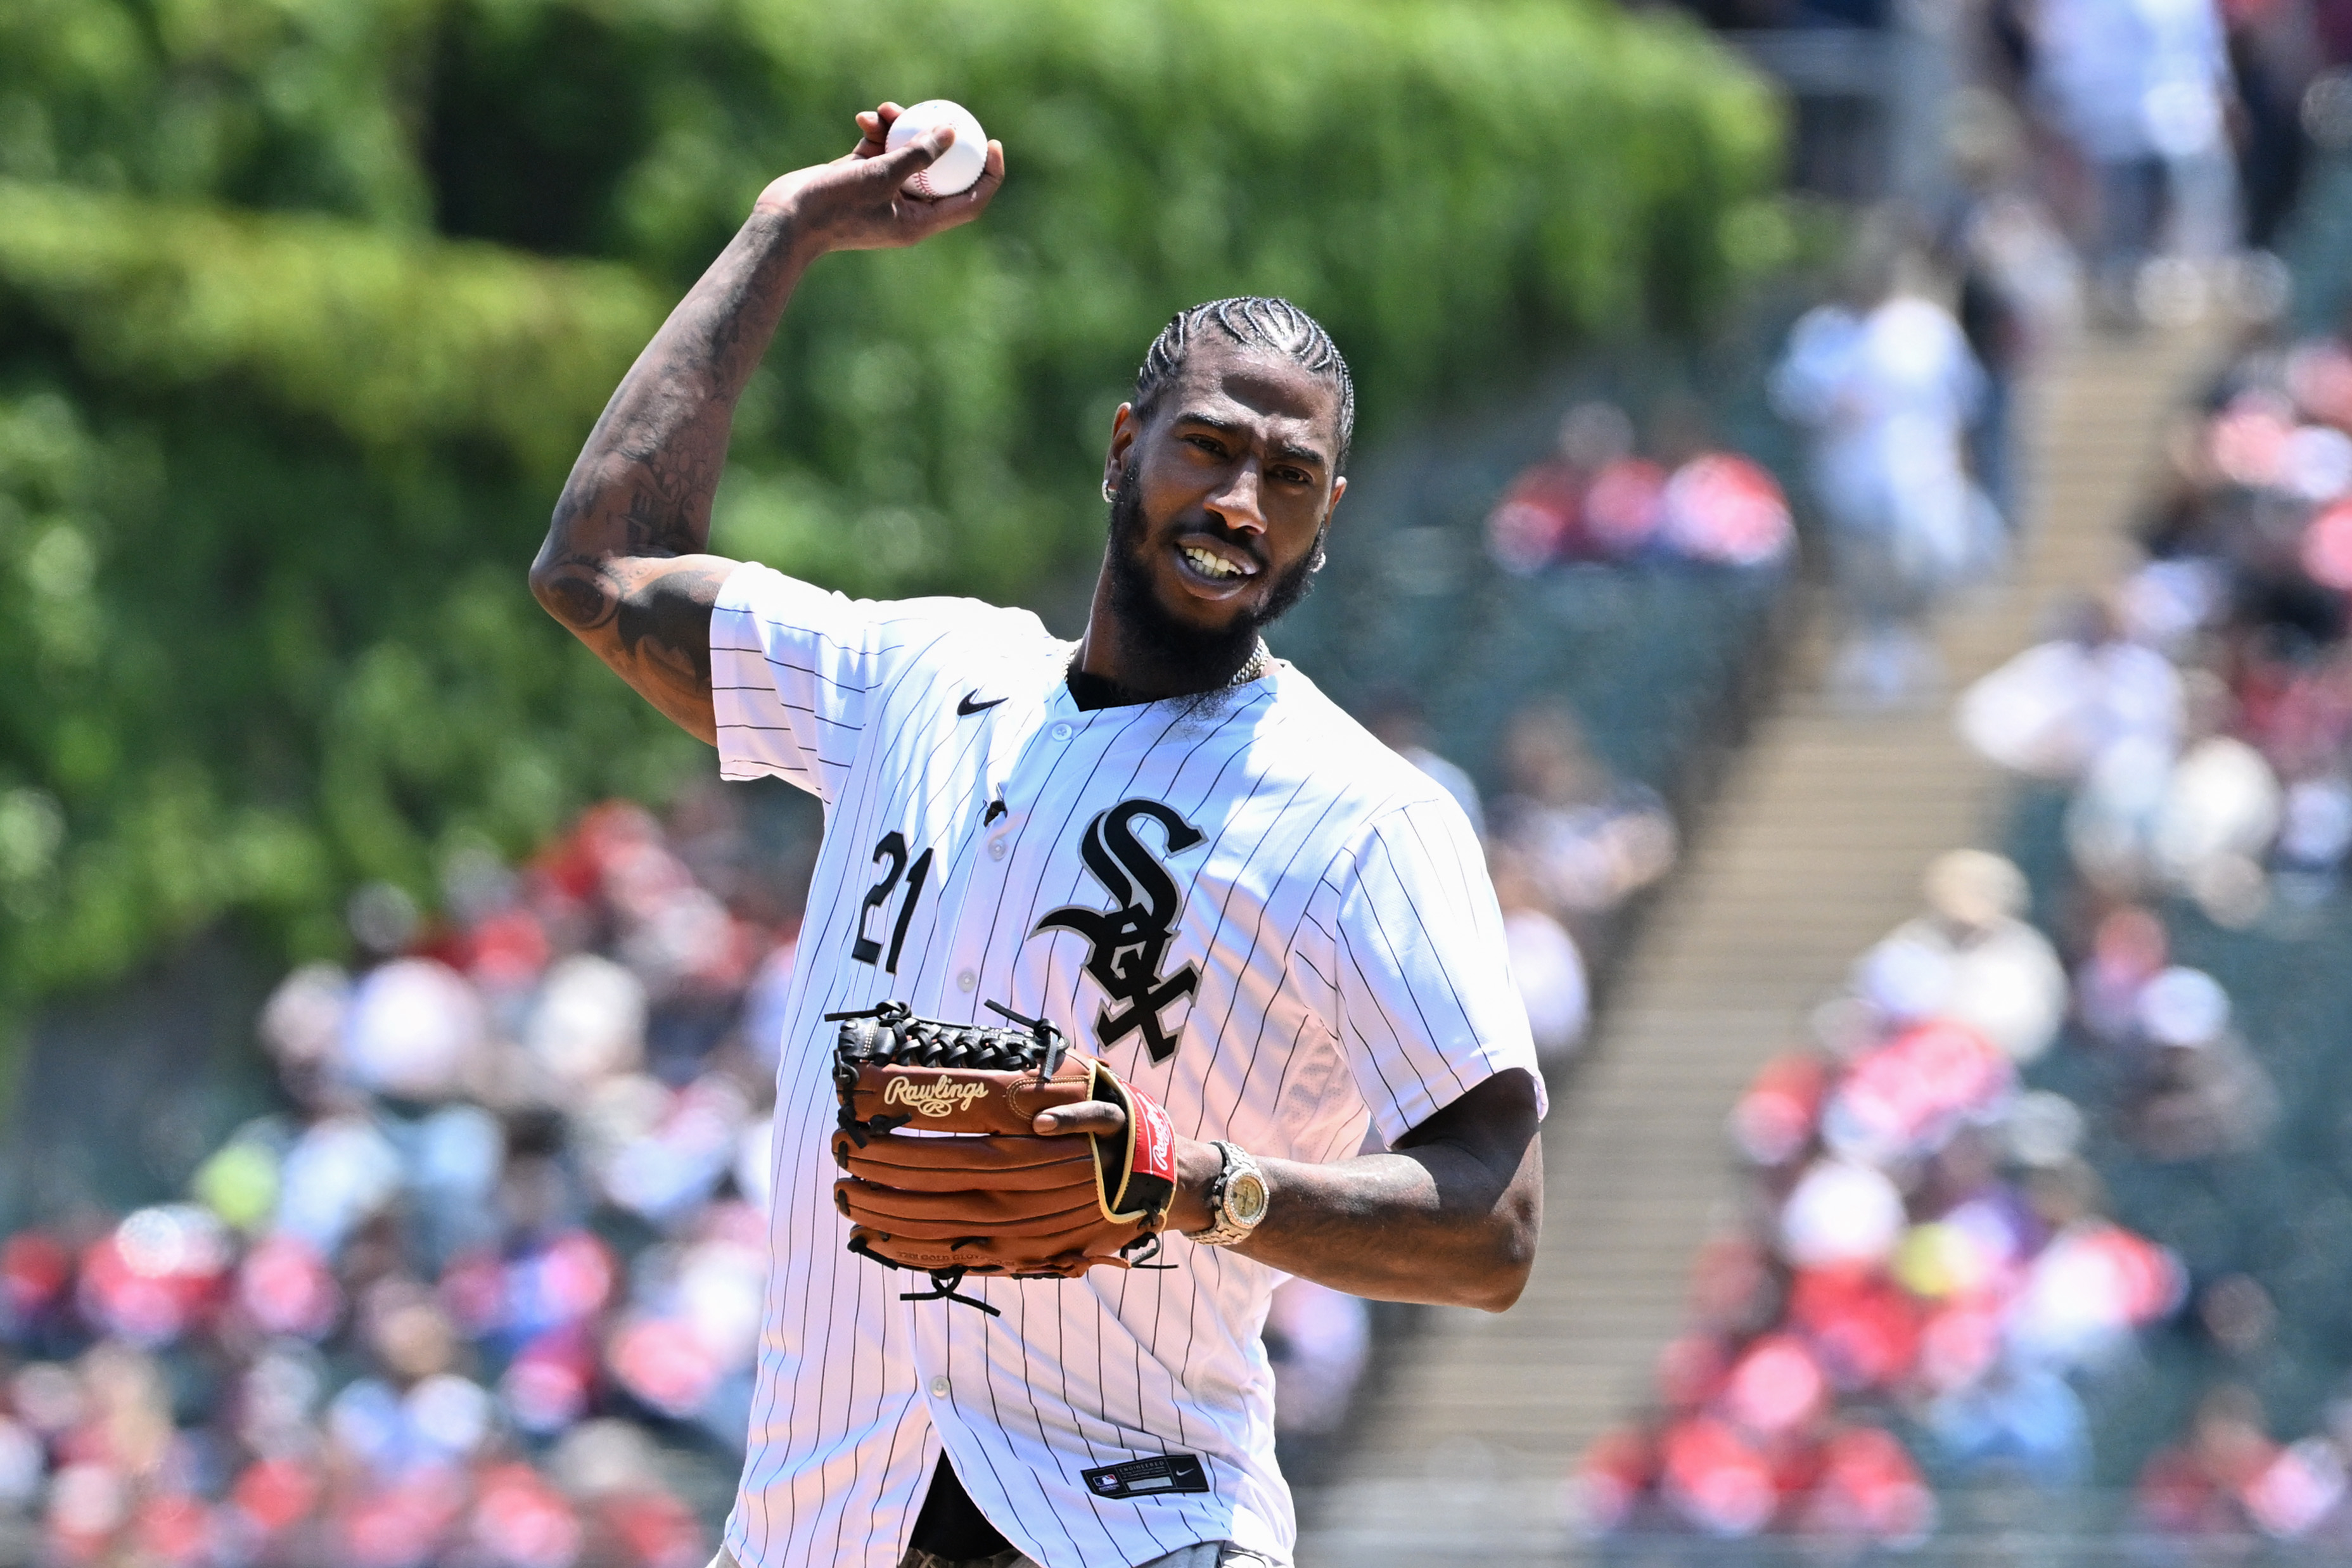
xmin=1294 ymin=324 xmax=2221 ymax=1566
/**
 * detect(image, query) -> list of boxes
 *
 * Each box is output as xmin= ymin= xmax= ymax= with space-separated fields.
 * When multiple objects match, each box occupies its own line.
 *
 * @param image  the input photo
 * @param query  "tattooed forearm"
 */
xmin=530 ymin=208 xmax=816 ymax=743
xmin=546 ymin=211 xmax=802 ymax=568
xmin=532 ymin=105 xmax=1002 ymax=742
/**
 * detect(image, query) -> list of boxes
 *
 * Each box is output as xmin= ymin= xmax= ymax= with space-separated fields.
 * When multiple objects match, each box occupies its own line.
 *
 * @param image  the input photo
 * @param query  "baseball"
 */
xmin=886 ymin=99 xmax=988 ymax=198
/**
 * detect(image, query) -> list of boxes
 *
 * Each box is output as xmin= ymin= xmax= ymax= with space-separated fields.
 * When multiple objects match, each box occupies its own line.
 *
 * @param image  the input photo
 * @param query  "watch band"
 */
xmin=1184 ymin=1140 xmax=1269 ymax=1247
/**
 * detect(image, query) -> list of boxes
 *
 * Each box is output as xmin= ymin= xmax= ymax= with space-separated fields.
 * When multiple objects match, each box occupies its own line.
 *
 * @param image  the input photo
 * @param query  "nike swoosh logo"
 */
xmin=957 ymin=692 xmax=1006 ymax=716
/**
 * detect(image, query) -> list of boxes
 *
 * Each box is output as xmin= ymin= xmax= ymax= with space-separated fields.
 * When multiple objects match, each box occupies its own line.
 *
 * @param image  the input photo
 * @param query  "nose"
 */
xmin=1203 ymin=461 xmax=1268 ymax=537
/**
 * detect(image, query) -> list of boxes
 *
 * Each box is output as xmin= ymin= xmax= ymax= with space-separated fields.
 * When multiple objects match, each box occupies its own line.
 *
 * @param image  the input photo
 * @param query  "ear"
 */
xmin=1104 ymin=403 xmax=1138 ymax=497
xmin=1307 ymin=478 xmax=1346 ymax=571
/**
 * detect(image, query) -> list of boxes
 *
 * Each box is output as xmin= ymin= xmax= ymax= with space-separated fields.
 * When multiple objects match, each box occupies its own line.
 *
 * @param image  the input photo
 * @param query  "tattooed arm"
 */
xmin=530 ymin=103 xmax=1006 ymax=741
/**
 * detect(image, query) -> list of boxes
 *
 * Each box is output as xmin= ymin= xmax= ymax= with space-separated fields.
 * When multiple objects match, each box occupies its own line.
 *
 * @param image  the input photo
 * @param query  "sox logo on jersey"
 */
xmin=706 ymin=563 xmax=1542 ymax=1568
xmin=1032 ymin=798 xmax=1205 ymax=1062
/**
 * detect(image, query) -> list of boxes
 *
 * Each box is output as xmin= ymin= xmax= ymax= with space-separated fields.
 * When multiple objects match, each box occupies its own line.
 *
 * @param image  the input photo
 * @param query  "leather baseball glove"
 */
xmin=828 ymin=1002 xmax=1177 ymax=1313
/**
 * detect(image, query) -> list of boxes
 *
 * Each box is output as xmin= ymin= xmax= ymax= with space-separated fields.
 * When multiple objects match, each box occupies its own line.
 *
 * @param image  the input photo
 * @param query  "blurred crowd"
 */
xmin=1371 ymin=698 xmax=1682 ymax=1071
xmin=1671 ymin=0 xmax=2337 ymax=323
xmin=1754 ymin=0 xmax=2352 ymax=711
xmin=1960 ymin=312 xmax=2352 ymax=1546
xmin=1575 ymin=846 xmax=2184 ymax=1547
xmin=0 ymin=798 xmax=802 ymax=1567
xmin=1962 ymin=318 xmax=2352 ymax=936
xmin=1464 ymin=393 xmax=1784 ymax=1068
xmin=1482 ymin=398 xmax=1796 ymax=580
xmin=1578 ymin=286 xmax=2352 ymax=1548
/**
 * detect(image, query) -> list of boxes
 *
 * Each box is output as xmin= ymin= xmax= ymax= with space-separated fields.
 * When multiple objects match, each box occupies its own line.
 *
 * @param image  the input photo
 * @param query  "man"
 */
xmin=531 ymin=103 xmax=1544 ymax=1568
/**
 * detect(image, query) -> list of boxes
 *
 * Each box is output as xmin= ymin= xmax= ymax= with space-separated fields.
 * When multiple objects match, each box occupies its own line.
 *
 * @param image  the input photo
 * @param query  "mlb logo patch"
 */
xmin=1082 ymin=1454 xmax=1210 ymax=1499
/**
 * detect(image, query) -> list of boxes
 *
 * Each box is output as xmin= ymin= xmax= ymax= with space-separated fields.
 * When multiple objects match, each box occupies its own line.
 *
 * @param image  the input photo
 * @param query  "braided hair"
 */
xmin=1132 ymin=297 xmax=1355 ymax=473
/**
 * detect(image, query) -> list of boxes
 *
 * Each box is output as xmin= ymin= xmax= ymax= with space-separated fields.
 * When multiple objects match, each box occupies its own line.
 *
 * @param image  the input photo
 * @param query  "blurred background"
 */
xmin=4 ymin=0 xmax=2352 ymax=1562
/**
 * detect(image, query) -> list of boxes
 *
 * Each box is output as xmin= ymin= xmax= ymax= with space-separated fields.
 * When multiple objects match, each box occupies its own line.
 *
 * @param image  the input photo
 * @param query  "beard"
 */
xmin=1101 ymin=456 xmax=1323 ymax=693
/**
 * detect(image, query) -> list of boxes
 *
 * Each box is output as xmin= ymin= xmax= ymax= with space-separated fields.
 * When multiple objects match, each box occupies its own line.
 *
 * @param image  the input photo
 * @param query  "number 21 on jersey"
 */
xmin=850 ymin=830 xmax=932 ymax=974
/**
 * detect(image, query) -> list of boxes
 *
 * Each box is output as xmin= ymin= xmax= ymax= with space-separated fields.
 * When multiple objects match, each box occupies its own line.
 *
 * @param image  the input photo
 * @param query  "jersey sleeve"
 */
xmin=706 ymin=562 xmax=905 ymax=803
xmin=1322 ymin=796 xmax=1547 ymax=1146
xmin=710 ymin=563 xmax=1048 ymax=803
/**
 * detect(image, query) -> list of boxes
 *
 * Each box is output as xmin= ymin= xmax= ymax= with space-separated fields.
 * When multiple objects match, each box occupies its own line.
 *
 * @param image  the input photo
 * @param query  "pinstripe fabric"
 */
xmin=904 ymin=1543 xmax=1274 ymax=1568
xmin=710 ymin=564 xmax=1542 ymax=1568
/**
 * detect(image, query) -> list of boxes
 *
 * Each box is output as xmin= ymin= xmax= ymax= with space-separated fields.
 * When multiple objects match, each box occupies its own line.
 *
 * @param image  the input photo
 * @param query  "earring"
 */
xmin=1102 ymin=480 xmax=1116 ymax=504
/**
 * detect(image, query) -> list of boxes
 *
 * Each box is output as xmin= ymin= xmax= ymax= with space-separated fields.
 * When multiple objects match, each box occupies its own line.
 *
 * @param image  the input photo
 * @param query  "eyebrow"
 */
xmin=1172 ymin=411 xmax=1329 ymax=470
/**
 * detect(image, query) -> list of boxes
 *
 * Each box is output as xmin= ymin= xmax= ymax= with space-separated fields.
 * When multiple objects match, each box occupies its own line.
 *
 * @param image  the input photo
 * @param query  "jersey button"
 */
xmin=987 ymin=838 xmax=1007 ymax=861
xmin=1048 ymin=721 xmax=1073 ymax=742
xmin=929 ymin=1376 xmax=950 ymax=1398
xmin=955 ymin=970 xmax=976 ymax=993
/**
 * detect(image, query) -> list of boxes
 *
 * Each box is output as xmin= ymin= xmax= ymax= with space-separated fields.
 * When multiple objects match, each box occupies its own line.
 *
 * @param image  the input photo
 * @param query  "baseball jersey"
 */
xmin=710 ymin=561 xmax=1544 ymax=1568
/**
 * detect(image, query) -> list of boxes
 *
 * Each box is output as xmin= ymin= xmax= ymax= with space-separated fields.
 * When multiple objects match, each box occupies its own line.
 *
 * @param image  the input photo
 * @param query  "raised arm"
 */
xmin=528 ymin=104 xmax=1006 ymax=741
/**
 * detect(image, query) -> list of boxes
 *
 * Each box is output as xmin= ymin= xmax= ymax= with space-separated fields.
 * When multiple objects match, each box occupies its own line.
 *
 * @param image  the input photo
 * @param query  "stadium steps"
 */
xmin=1293 ymin=322 xmax=2222 ymax=1566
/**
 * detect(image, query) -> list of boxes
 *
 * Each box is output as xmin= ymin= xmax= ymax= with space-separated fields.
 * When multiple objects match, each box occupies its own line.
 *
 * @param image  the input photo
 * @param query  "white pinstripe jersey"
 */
xmin=710 ymin=563 xmax=1543 ymax=1568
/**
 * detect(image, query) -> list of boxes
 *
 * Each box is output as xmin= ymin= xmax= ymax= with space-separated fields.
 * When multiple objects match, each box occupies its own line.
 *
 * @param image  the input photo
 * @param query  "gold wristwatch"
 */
xmin=1184 ymin=1140 xmax=1269 ymax=1247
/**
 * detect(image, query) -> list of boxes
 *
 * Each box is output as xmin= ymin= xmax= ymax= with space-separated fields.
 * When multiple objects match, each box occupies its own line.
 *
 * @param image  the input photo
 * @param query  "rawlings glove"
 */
xmin=828 ymin=1002 xmax=1177 ymax=1314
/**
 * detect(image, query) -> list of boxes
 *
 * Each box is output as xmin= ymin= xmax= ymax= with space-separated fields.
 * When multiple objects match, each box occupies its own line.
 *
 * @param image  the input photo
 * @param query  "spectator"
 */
xmin=2031 ymin=0 xmax=2239 ymax=324
xmin=1774 ymin=222 xmax=2003 ymax=706
xmin=1483 ymin=402 xmax=1629 ymax=573
xmin=1865 ymin=850 xmax=2070 ymax=1063
xmin=2062 ymin=672 xmax=2282 ymax=916
xmin=1488 ymin=845 xmax=1592 ymax=1064
xmin=2225 ymin=0 xmax=2320 ymax=252
xmin=2135 ymin=1384 xmax=2284 ymax=1535
xmin=1486 ymin=704 xmax=1677 ymax=940
xmin=1937 ymin=87 xmax=2082 ymax=528
xmin=1483 ymin=398 xmax=1792 ymax=574
xmin=2114 ymin=966 xmax=2278 ymax=1160
xmin=1959 ymin=594 xmax=2185 ymax=782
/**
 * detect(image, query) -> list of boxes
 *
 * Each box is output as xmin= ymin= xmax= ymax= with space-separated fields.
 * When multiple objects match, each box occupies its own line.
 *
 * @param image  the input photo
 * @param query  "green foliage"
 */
xmin=0 ymin=188 xmax=685 ymax=1009
xmin=0 ymin=181 xmax=662 ymax=469
xmin=0 ymin=0 xmax=1782 ymax=1019
xmin=0 ymin=0 xmax=437 ymax=224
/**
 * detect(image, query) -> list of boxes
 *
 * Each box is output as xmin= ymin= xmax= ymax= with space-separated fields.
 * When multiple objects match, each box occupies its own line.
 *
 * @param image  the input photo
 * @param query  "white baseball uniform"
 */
xmin=710 ymin=562 xmax=1543 ymax=1568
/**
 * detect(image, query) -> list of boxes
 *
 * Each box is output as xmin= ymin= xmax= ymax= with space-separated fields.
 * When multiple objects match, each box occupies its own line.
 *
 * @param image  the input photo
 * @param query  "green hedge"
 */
xmin=0 ymin=182 xmax=661 ymax=468
xmin=0 ymin=190 xmax=682 ymax=1003
xmin=0 ymin=0 xmax=1782 ymax=1027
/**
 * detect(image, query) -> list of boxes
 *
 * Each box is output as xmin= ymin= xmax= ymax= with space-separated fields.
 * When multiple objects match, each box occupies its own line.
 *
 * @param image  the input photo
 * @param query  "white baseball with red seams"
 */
xmin=709 ymin=563 xmax=1544 ymax=1568
xmin=886 ymin=99 xmax=988 ymax=198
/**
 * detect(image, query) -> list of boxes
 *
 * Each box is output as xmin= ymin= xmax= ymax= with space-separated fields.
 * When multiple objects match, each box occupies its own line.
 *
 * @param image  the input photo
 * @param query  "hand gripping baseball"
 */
xmin=754 ymin=101 xmax=1005 ymax=253
xmin=827 ymin=1003 xmax=1177 ymax=1314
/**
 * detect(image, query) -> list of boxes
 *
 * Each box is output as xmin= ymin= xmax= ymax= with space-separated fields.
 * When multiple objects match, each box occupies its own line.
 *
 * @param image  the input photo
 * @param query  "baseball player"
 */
xmin=531 ymin=103 xmax=1545 ymax=1568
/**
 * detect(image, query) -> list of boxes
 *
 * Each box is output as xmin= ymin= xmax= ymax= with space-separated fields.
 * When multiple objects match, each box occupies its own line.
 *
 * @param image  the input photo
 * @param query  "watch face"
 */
xmin=1228 ymin=1170 xmax=1269 ymax=1227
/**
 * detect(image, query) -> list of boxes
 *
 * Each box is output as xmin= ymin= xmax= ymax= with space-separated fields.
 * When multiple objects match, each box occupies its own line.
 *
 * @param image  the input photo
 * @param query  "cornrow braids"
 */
xmin=1132 ymin=296 xmax=1355 ymax=473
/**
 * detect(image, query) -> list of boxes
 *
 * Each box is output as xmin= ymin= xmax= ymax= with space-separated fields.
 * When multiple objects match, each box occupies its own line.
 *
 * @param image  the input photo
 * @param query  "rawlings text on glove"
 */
xmin=828 ymin=1002 xmax=1177 ymax=1313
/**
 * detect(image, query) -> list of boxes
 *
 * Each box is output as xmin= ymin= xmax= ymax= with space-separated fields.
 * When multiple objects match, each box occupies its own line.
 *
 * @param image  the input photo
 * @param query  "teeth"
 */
xmin=1182 ymin=545 xmax=1246 ymax=580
